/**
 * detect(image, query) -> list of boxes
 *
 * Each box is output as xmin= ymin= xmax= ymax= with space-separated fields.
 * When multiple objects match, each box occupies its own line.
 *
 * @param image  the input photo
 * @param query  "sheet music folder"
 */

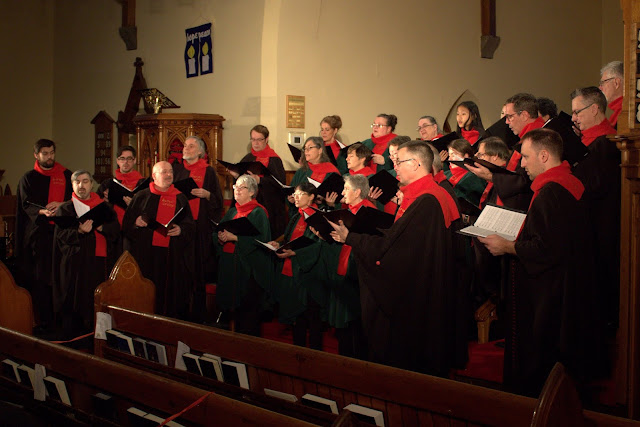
xmin=305 ymin=206 xmax=394 ymax=241
xmin=51 ymin=202 xmax=114 ymax=229
xmin=457 ymin=203 xmax=526 ymax=241
xmin=173 ymin=177 xmax=198 ymax=200
xmin=217 ymin=159 xmax=271 ymax=177
xmin=108 ymin=177 xmax=150 ymax=208
xmin=143 ymin=207 xmax=185 ymax=236
xmin=212 ymin=216 xmax=260 ymax=236
xmin=367 ymin=170 xmax=399 ymax=204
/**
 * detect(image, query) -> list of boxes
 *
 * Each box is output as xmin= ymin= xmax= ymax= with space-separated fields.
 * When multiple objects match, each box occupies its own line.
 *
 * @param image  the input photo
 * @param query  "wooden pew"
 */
xmin=0 ymin=326 xmax=316 ymax=426
xmin=95 ymin=305 xmax=638 ymax=427
xmin=0 ymin=259 xmax=33 ymax=335
xmin=531 ymin=362 xmax=584 ymax=426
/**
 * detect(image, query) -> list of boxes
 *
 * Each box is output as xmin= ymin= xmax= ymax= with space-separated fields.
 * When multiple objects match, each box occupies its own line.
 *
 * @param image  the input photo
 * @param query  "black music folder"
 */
xmin=52 ymin=202 xmax=115 ymax=229
xmin=218 ymin=159 xmax=271 ymax=177
xmin=287 ymin=143 xmax=302 ymax=163
xmin=367 ymin=170 xmax=399 ymax=204
xmin=448 ymin=158 xmax=515 ymax=175
xmin=543 ymin=111 xmax=588 ymax=166
xmin=212 ymin=216 xmax=260 ymax=236
xmin=108 ymin=177 xmax=150 ymax=209
xmin=481 ymin=116 xmax=520 ymax=149
xmin=429 ymin=132 xmax=458 ymax=153
xmin=173 ymin=177 xmax=198 ymax=200
xmin=312 ymin=173 xmax=344 ymax=197
xmin=143 ymin=207 xmax=185 ymax=236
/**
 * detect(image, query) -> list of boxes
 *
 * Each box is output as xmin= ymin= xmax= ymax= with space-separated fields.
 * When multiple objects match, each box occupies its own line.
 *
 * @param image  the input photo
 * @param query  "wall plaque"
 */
xmin=286 ymin=95 xmax=305 ymax=128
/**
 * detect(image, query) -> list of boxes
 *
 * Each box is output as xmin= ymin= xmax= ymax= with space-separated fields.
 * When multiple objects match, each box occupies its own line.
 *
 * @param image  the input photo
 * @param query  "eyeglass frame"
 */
xmin=504 ymin=111 xmax=522 ymax=122
xmin=416 ymin=123 xmax=436 ymax=131
xmin=250 ymin=137 xmax=266 ymax=143
xmin=117 ymin=156 xmax=135 ymax=162
xmin=396 ymin=158 xmax=417 ymax=166
xmin=371 ymin=123 xmax=388 ymax=129
xmin=303 ymin=145 xmax=321 ymax=152
xmin=598 ymin=77 xmax=615 ymax=87
xmin=232 ymin=185 xmax=248 ymax=191
xmin=571 ymin=103 xmax=594 ymax=116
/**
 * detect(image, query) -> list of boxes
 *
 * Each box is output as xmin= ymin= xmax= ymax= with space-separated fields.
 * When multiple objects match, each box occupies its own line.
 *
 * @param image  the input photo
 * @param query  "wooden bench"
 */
xmin=0 ymin=326 xmax=316 ymax=426
xmin=94 ymin=305 xmax=638 ymax=427
xmin=0 ymin=259 xmax=33 ymax=335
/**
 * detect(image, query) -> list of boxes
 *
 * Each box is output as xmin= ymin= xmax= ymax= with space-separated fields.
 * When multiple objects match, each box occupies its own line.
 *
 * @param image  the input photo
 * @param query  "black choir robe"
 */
xmin=572 ymin=135 xmax=621 ymax=329
xmin=508 ymin=182 xmax=605 ymax=397
xmin=240 ymin=153 xmax=288 ymax=239
xmin=491 ymin=145 xmax=533 ymax=213
xmin=52 ymin=199 xmax=120 ymax=330
xmin=122 ymin=189 xmax=196 ymax=318
xmin=345 ymin=194 xmax=459 ymax=376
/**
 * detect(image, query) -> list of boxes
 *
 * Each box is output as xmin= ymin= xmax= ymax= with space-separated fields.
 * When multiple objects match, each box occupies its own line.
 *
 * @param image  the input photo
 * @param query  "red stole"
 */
xmin=183 ymin=159 xmax=208 ymax=220
xmin=530 ymin=161 xmax=584 ymax=207
xmin=281 ymin=205 xmax=316 ymax=276
xmin=580 ymin=119 xmax=616 ymax=147
xmin=326 ymin=140 xmax=341 ymax=159
xmin=149 ymin=182 xmax=181 ymax=248
xmin=447 ymin=165 xmax=468 ymax=187
xmin=434 ymin=170 xmax=447 ymax=184
xmin=349 ymin=166 xmax=376 ymax=176
xmin=370 ymin=133 xmax=397 ymax=155
xmin=222 ymin=199 xmax=268 ymax=253
xmin=251 ymin=144 xmax=280 ymax=168
xmin=396 ymin=175 xmax=459 ymax=227
xmin=461 ymin=128 xmax=480 ymax=145
xmin=72 ymin=192 xmax=107 ymax=257
xmin=337 ymin=199 xmax=375 ymax=276
xmin=519 ymin=117 xmax=545 ymax=138
xmin=308 ymin=162 xmax=339 ymax=182
xmin=608 ymin=96 xmax=622 ymax=127
xmin=114 ymin=169 xmax=143 ymax=225
xmin=34 ymin=161 xmax=67 ymax=205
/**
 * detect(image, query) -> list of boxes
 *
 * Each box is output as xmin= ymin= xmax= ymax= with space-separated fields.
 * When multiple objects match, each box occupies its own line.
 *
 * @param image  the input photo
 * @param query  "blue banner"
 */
xmin=185 ymin=23 xmax=212 ymax=78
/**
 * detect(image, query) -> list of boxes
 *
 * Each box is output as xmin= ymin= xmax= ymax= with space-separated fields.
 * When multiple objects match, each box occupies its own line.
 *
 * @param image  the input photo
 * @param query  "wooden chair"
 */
xmin=94 ymin=250 xmax=155 ymax=315
xmin=531 ymin=362 xmax=585 ymax=427
xmin=0 ymin=259 xmax=33 ymax=335
xmin=475 ymin=298 xmax=498 ymax=343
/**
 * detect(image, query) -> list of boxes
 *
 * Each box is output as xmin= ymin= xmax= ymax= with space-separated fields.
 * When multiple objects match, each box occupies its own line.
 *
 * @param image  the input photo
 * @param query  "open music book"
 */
xmin=458 ymin=203 xmax=526 ymax=241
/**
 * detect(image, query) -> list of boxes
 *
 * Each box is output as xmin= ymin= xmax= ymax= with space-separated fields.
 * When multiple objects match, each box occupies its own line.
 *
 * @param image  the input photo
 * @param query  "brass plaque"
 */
xmin=286 ymin=95 xmax=305 ymax=128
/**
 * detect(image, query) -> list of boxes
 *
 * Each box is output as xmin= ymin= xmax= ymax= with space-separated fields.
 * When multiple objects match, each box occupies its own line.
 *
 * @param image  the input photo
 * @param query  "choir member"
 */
xmin=444 ymin=139 xmax=487 ymax=208
xmin=345 ymin=143 xmax=375 ymax=177
xmin=361 ymin=113 xmax=398 ymax=173
xmin=456 ymin=101 xmax=485 ymax=146
xmin=504 ymin=93 xmax=545 ymax=139
xmin=570 ymin=86 xmax=620 ymax=331
xmin=233 ymin=125 xmax=287 ymax=239
xmin=216 ymin=174 xmax=272 ymax=337
xmin=479 ymin=128 xmax=605 ymax=397
xmin=52 ymin=170 xmax=119 ymax=338
xmin=269 ymin=182 xmax=324 ymax=349
xmin=329 ymin=140 xmax=462 ymax=376
xmin=599 ymin=61 xmax=623 ymax=128
xmin=97 ymin=145 xmax=145 ymax=227
xmin=172 ymin=136 xmax=224 ymax=323
xmin=16 ymin=138 xmax=72 ymax=332
xmin=417 ymin=116 xmax=443 ymax=141
xmin=537 ymin=97 xmax=558 ymax=122
xmin=320 ymin=115 xmax=348 ymax=175
xmin=122 ymin=161 xmax=196 ymax=319
xmin=287 ymin=136 xmax=340 ymax=215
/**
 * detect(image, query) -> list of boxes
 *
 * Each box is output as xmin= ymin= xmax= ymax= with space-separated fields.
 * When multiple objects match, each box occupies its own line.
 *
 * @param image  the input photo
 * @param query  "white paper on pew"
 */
xmin=94 ymin=312 xmax=112 ymax=340
xmin=175 ymin=341 xmax=190 ymax=371
xmin=33 ymin=363 xmax=46 ymax=401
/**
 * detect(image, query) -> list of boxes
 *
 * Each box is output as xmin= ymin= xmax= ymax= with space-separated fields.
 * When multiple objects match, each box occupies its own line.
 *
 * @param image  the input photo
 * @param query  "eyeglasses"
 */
xmin=475 ymin=152 xmax=488 ymax=159
xmin=303 ymin=146 xmax=320 ymax=152
xmin=396 ymin=158 xmax=416 ymax=166
xmin=598 ymin=77 xmax=615 ymax=87
xmin=250 ymin=137 xmax=265 ymax=143
xmin=232 ymin=185 xmax=247 ymax=191
xmin=371 ymin=123 xmax=388 ymax=129
xmin=504 ymin=112 xmax=521 ymax=121
xmin=117 ymin=156 xmax=135 ymax=162
xmin=571 ymin=104 xmax=593 ymax=116
xmin=416 ymin=123 xmax=435 ymax=131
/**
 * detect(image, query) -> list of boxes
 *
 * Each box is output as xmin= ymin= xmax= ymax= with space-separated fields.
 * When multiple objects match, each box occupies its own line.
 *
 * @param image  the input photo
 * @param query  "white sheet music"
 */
xmin=94 ymin=312 xmax=112 ymax=340
xmin=72 ymin=197 xmax=90 ymax=217
xmin=459 ymin=205 xmax=526 ymax=241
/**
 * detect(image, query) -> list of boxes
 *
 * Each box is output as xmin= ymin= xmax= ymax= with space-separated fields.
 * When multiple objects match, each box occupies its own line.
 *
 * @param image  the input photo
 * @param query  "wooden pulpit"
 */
xmin=133 ymin=113 xmax=225 ymax=178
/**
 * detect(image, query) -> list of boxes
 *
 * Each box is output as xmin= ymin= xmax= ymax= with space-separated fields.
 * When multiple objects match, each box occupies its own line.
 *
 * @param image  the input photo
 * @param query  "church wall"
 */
xmin=0 ymin=0 xmax=623 ymax=187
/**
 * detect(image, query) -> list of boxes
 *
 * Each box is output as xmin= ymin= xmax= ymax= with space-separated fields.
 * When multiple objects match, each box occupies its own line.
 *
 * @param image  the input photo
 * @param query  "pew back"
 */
xmin=0 ymin=259 xmax=33 ymax=334
xmin=0 ymin=326 xmax=315 ymax=426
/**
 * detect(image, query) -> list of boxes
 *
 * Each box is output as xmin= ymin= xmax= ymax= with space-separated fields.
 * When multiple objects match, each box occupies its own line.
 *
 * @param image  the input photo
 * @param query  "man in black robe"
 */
xmin=479 ymin=129 xmax=604 ymax=397
xmin=330 ymin=141 xmax=462 ymax=376
xmin=52 ymin=170 xmax=119 ymax=338
xmin=123 ymin=161 xmax=196 ymax=319
xmin=15 ymin=138 xmax=72 ymax=332
xmin=570 ymin=87 xmax=620 ymax=332
xmin=172 ymin=136 xmax=223 ymax=323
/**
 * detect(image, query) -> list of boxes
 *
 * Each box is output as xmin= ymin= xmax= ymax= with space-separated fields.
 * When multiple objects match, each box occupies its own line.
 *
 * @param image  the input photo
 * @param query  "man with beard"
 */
xmin=15 ymin=139 xmax=72 ymax=333
xmin=123 ymin=161 xmax=196 ymax=318
xmin=172 ymin=136 xmax=223 ymax=323
xmin=52 ymin=170 xmax=119 ymax=338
